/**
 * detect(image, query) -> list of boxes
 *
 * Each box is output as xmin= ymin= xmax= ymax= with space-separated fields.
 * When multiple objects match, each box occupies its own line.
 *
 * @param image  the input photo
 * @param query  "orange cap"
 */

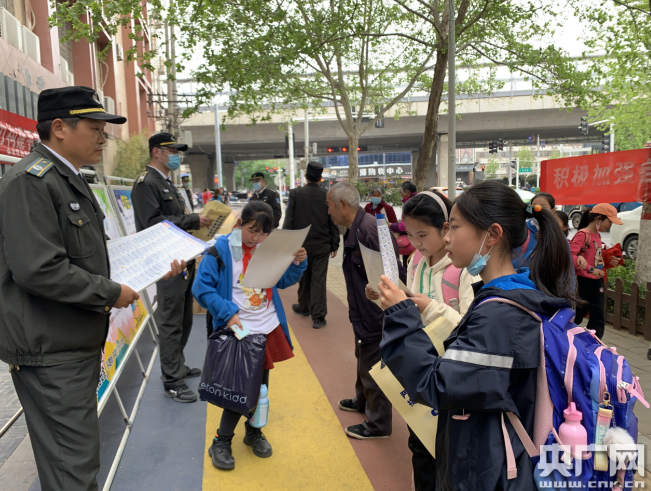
xmin=592 ymin=203 xmax=623 ymax=225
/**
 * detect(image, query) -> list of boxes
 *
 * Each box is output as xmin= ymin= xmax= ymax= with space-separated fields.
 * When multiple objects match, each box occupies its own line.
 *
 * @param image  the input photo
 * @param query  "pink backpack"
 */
xmin=409 ymin=251 xmax=462 ymax=310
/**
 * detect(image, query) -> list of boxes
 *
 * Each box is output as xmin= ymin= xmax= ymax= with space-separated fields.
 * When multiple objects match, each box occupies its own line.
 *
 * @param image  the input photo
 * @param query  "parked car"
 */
xmin=610 ymin=206 xmax=641 ymax=260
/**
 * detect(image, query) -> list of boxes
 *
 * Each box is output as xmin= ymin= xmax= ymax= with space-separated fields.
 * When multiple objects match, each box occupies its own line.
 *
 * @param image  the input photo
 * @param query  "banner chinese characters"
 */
xmin=540 ymin=149 xmax=651 ymax=205
xmin=0 ymin=108 xmax=37 ymax=161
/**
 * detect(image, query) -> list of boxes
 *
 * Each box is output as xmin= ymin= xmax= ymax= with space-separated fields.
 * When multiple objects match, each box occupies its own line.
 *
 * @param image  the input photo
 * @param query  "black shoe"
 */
xmin=185 ymin=366 xmax=201 ymax=378
xmin=209 ymin=435 xmax=235 ymax=470
xmin=164 ymin=384 xmax=198 ymax=403
xmin=338 ymin=399 xmax=363 ymax=413
xmin=312 ymin=318 xmax=327 ymax=329
xmin=292 ymin=304 xmax=310 ymax=317
xmin=345 ymin=423 xmax=390 ymax=440
xmin=243 ymin=422 xmax=273 ymax=458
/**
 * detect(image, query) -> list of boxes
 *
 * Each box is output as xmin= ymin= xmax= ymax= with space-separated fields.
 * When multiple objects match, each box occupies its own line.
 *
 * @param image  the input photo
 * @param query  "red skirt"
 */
xmin=264 ymin=325 xmax=294 ymax=370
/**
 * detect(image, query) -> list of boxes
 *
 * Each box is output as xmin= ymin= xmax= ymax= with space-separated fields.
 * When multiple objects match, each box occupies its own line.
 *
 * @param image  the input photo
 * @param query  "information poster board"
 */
xmin=97 ymin=299 xmax=149 ymax=405
xmin=90 ymin=184 xmax=122 ymax=240
xmin=111 ymin=186 xmax=137 ymax=235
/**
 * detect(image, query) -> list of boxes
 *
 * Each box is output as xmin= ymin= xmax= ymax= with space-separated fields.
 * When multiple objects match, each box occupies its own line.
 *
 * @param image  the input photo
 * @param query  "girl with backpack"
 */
xmin=377 ymin=181 xmax=578 ymax=491
xmin=570 ymin=204 xmax=623 ymax=339
xmin=367 ymin=190 xmax=478 ymax=491
xmin=192 ymin=201 xmax=307 ymax=471
xmin=512 ymin=192 xmax=557 ymax=270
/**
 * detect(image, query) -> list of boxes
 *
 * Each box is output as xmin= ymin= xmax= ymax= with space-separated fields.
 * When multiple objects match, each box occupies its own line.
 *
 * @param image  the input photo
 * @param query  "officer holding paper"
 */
xmin=0 ymin=86 xmax=183 ymax=491
xmin=131 ymin=132 xmax=213 ymax=403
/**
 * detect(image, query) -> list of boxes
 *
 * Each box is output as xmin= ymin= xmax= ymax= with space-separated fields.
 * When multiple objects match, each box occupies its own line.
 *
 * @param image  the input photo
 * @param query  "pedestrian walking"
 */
xmin=0 ymin=86 xmax=183 ymax=491
xmin=249 ymin=172 xmax=282 ymax=228
xmin=366 ymin=190 xmax=478 ymax=491
xmin=363 ymin=186 xmax=397 ymax=223
xmin=326 ymin=182 xmax=405 ymax=440
xmin=132 ymin=132 xmax=214 ymax=403
xmin=379 ymin=181 xmax=578 ymax=491
xmin=284 ymin=161 xmax=340 ymax=329
xmin=181 ymin=175 xmax=195 ymax=211
xmin=571 ymin=204 xmax=623 ymax=339
xmin=391 ymin=181 xmax=418 ymax=268
xmin=193 ymin=201 xmax=307 ymax=470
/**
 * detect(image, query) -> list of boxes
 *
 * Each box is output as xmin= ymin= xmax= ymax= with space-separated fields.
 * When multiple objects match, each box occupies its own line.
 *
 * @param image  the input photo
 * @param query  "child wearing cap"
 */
xmin=570 ymin=203 xmax=623 ymax=338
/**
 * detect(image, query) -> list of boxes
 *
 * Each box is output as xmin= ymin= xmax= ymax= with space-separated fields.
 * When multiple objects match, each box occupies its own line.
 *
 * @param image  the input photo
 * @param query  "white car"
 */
xmin=610 ymin=206 xmax=641 ymax=259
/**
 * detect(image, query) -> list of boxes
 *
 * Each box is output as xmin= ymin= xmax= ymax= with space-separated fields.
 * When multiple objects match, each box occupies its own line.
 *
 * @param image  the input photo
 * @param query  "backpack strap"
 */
xmin=441 ymin=264 xmax=462 ymax=311
xmin=501 ymin=412 xmax=540 ymax=480
xmin=205 ymin=245 xmax=226 ymax=270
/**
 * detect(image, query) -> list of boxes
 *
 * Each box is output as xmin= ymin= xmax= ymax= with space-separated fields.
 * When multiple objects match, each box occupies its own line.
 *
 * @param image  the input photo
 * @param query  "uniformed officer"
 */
xmin=284 ymin=162 xmax=340 ymax=328
xmin=249 ymin=171 xmax=282 ymax=228
xmin=0 ymin=86 xmax=184 ymax=491
xmin=131 ymin=133 xmax=213 ymax=403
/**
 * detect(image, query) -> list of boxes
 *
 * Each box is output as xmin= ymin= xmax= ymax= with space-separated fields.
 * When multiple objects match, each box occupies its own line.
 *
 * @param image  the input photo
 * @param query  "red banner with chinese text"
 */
xmin=0 ymin=108 xmax=37 ymax=163
xmin=540 ymin=149 xmax=651 ymax=205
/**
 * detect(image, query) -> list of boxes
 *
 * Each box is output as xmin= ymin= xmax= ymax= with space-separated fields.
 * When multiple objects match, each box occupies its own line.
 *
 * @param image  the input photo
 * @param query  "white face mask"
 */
xmin=230 ymin=227 xmax=243 ymax=261
xmin=466 ymin=231 xmax=494 ymax=276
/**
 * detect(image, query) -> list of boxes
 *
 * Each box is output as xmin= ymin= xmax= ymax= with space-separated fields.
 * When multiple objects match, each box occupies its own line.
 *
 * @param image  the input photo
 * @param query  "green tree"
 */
xmin=485 ymin=158 xmax=499 ymax=178
xmin=112 ymin=130 xmax=150 ymax=180
xmin=516 ymin=147 xmax=535 ymax=171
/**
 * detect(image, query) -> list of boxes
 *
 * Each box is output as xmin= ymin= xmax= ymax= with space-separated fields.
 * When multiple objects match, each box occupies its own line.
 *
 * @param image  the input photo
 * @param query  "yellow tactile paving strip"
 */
xmin=202 ymin=326 xmax=374 ymax=491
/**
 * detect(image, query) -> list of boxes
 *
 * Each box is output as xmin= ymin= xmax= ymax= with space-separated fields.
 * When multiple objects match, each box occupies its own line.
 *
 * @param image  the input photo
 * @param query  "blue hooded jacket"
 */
xmin=192 ymin=233 xmax=307 ymax=347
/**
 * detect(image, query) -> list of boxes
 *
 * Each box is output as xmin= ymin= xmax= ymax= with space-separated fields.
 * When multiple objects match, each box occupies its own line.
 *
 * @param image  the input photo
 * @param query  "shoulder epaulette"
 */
xmin=137 ymin=171 xmax=148 ymax=183
xmin=26 ymin=158 xmax=55 ymax=177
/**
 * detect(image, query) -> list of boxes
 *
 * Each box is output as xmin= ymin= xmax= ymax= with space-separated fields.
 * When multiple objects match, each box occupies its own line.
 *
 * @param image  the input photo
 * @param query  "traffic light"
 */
xmin=358 ymin=146 xmax=367 ymax=151
xmin=488 ymin=141 xmax=495 ymax=154
xmin=498 ymin=138 xmax=504 ymax=151
xmin=602 ymin=136 xmax=610 ymax=153
xmin=273 ymin=167 xmax=278 ymax=171
xmin=342 ymin=147 xmax=348 ymax=152
xmin=580 ymin=117 xmax=589 ymax=135
xmin=481 ymin=165 xmax=485 ymax=171
xmin=265 ymin=166 xmax=269 ymax=170
xmin=327 ymin=147 xmax=339 ymax=153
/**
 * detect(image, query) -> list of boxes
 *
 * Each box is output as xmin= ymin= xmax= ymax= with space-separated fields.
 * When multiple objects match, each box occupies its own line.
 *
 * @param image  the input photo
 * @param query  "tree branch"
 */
xmin=457 ymin=0 xmax=489 ymax=38
xmin=611 ymin=0 xmax=651 ymax=16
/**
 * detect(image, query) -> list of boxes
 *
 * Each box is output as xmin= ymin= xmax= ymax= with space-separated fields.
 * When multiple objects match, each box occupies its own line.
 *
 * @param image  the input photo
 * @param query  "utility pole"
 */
xmin=447 ymin=0 xmax=456 ymax=201
xmin=214 ymin=99 xmax=223 ymax=189
xmin=302 ymin=110 xmax=309 ymax=187
xmin=536 ymin=135 xmax=540 ymax=189
xmin=288 ymin=124 xmax=295 ymax=189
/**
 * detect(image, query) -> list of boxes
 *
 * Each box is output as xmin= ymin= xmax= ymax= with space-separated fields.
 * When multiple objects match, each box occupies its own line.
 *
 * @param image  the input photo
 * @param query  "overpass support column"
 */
xmin=437 ymin=134 xmax=448 ymax=187
xmin=223 ymin=162 xmax=236 ymax=192
xmin=185 ymin=154 xmax=210 ymax=192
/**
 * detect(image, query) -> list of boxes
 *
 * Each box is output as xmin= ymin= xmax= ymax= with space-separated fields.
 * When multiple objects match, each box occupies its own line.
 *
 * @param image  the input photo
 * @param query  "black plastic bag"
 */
xmin=198 ymin=327 xmax=267 ymax=415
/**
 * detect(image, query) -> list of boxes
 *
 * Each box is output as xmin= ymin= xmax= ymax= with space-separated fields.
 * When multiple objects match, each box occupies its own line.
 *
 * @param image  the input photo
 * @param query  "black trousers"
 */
xmin=297 ymin=249 xmax=330 ymax=321
xmin=353 ymin=339 xmax=392 ymax=435
xmin=155 ymin=260 xmax=196 ymax=388
xmin=11 ymin=356 xmax=101 ymax=491
xmin=575 ymin=275 xmax=606 ymax=339
xmin=408 ymin=427 xmax=437 ymax=491
xmin=218 ymin=370 xmax=270 ymax=436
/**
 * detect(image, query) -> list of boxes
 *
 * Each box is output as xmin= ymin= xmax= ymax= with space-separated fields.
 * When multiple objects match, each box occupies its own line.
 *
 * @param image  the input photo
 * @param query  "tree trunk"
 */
xmin=348 ymin=133 xmax=359 ymax=184
xmin=413 ymin=48 xmax=449 ymax=191
xmin=636 ymin=201 xmax=651 ymax=284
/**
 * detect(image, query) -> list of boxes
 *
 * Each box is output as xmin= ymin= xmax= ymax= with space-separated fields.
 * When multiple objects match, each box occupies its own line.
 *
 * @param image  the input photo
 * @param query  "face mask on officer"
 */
xmin=252 ymin=182 xmax=262 ymax=191
xmin=158 ymin=149 xmax=181 ymax=171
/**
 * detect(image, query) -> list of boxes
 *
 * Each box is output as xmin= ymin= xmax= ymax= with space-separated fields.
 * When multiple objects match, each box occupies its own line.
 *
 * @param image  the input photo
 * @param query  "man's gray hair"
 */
xmin=370 ymin=186 xmax=384 ymax=196
xmin=330 ymin=182 xmax=360 ymax=209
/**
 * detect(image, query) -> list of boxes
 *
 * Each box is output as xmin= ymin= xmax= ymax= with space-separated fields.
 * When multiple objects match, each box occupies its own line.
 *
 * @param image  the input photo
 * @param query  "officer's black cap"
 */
xmin=250 ymin=172 xmax=266 ymax=181
xmin=306 ymin=161 xmax=323 ymax=180
xmin=149 ymin=132 xmax=188 ymax=152
xmin=37 ymin=86 xmax=127 ymax=124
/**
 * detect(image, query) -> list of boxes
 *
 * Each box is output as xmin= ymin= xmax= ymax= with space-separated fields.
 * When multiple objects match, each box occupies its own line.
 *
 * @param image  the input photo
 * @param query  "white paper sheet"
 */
xmin=376 ymin=214 xmax=400 ymax=286
xmin=359 ymin=241 xmax=412 ymax=304
xmin=240 ymin=226 xmax=311 ymax=289
xmin=109 ymin=220 xmax=207 ymax=292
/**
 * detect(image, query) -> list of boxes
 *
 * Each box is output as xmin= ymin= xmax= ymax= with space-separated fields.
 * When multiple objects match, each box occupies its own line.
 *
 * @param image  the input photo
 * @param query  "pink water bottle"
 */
xmin=559 ymin=402 xmax=588 ymax=458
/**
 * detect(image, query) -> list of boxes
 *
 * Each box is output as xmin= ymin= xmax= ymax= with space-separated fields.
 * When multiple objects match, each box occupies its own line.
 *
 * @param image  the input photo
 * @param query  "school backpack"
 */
xmin=409 ymin=252 xmax=462 ymax=310
xmin=480 ymin=297 xmax=648 ymax=491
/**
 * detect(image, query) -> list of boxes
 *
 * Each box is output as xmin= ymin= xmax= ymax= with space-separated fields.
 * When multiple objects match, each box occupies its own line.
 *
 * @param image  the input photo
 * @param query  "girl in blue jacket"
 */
xmin=193 ymin=201 xmax=307 ymax=471
xmin=378 ymin=182 xmax=578 ymax=491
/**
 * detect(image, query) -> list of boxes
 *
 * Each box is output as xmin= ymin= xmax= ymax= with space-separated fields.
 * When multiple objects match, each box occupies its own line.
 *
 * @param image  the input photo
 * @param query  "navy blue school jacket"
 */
xmin=380 ymin=271 xmax=570 ymax=491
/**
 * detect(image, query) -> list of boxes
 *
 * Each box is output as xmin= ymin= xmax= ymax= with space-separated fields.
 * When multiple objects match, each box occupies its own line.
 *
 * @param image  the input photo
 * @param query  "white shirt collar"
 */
xmin=151 ymin=165 xmax=171 ymax=181
xmin=41 ymin=144 xmax=79 ymax=176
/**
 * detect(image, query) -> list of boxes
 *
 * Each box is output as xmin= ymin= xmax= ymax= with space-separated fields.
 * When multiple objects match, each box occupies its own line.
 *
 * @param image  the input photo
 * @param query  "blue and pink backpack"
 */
xmin=481 ymin=298 xmax=649 ymax=490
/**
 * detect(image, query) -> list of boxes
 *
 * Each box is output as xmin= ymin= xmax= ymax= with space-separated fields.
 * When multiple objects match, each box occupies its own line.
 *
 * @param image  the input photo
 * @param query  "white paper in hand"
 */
xmin=376 ymin=214 xmax=400 ymax=286
xmin=240 ymin=226 xmax=311 ymax=289
xmin=359 ymin=241 xmax=412 ymax=305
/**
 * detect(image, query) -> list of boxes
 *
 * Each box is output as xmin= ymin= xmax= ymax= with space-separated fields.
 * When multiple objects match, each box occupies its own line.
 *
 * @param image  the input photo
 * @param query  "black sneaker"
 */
xmin=243 ymin=422 xmax=273 ymax=458
xmin=208 ymin=435 xmax=235 ymax=470
xmin=292 ymin=304 xmax=310 ymax=317
xmin=345 ymin=423 xmax=390 ymax=440
xmin=338 ymin=399 xmax=363 ymax=413
xmin=185 ymin=366 xmax=201 ymax=378
xmin=164 ymin=384 xmax=198 ymax=403
xmin=312 ymin=318 xmax=327 ymax=329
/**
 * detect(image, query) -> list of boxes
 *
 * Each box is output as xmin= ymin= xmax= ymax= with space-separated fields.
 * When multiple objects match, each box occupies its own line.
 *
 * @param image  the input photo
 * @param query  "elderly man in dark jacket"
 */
xmin=326 ymin=181 xmax=405 ymax=440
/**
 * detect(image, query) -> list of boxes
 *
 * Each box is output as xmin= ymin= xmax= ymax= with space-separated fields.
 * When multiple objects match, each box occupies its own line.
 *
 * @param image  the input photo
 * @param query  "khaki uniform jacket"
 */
xmin=131 ymin=166 xmax=200 ymax=233
xmin=0 ymin=146 xmax=122 ymax=367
